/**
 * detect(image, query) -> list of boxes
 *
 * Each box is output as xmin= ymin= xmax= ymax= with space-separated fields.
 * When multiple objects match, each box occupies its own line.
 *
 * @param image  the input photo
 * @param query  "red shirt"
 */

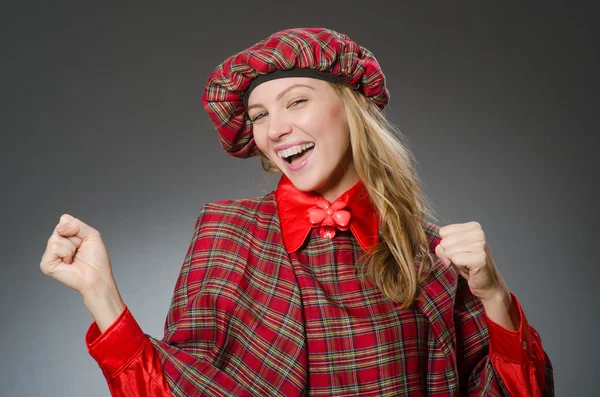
xmin=86 ymin=175 xmax=554 ymax=396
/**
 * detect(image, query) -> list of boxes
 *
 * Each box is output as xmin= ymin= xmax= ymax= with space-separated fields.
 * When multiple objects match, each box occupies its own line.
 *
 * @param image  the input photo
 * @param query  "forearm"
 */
xmin=82 ymin=282 xmax=125 ymax=333
xmin=84 ymin=298 xmax=173 ymax=396
xmin=480 ymin=288 xmax=520 ymax=332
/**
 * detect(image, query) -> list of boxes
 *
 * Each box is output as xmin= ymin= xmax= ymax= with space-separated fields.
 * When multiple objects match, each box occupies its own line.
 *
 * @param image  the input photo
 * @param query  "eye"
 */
xmin=288 ymin=99 xmax=307 ymax=108
xmin=250 ymin=112 xmax=267 ymax=122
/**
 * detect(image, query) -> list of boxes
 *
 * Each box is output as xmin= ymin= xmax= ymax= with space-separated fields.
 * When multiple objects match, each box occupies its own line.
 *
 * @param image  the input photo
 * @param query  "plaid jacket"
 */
xmin=86 ymin=178 xmax=554 ymax=396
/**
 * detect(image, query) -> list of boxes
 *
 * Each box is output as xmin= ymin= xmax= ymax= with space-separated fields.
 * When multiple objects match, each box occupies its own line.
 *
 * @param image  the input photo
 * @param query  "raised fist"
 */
xmin=40 ymin=214 xmax=116 ymax=296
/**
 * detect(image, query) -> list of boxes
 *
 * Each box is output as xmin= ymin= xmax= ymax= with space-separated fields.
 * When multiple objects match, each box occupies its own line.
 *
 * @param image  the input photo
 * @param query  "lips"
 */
xmin=274 ymin=141 xmax=313 ymax=152
xmin=284 ymin=146 xmax=314 ymax=171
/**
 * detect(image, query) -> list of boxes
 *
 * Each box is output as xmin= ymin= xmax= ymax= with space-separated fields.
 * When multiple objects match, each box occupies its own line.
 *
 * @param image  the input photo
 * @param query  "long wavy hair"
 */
xmin=258 ymin=82 xmax=438 ymax=308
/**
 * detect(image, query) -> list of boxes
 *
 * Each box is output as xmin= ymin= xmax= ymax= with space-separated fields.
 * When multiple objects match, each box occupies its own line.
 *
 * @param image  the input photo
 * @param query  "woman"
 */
xmin=40 ymin=27 xmax=554 ymax=396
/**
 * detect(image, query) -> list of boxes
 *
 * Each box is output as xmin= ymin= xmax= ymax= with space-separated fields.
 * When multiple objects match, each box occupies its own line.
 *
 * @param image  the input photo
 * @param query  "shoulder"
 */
xmin=198 ymin=191 xmax=277 ymax=222
xmin=191 ymin=192 xmax=279 ymax=243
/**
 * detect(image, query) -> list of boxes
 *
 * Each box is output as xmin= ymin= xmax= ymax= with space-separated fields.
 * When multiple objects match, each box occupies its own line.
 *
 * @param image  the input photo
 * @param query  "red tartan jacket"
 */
xmin=86 ymin=176 xmax=554 ymax=396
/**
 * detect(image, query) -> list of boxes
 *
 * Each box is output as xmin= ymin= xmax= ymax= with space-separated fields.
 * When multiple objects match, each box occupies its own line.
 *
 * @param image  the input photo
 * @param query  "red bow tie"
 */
xmin=307 ymin=198 xmax=351 ymax=239
xmin=274 ymin=174 xmax=380 ymax=253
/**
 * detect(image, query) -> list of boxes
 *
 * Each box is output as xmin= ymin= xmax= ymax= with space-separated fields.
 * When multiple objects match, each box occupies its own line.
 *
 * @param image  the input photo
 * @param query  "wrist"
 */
xmin=481 ymin=288 xmax=520 ymax=332
xmin=479 ymin=286 xmax=511 ymax=307
xmin=82 ymin=282 xmax=125 ymax=333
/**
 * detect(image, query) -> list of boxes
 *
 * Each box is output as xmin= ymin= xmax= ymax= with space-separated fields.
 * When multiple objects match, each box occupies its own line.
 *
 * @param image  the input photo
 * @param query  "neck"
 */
xmin=314 ymin=162 xmax=360 ymax=202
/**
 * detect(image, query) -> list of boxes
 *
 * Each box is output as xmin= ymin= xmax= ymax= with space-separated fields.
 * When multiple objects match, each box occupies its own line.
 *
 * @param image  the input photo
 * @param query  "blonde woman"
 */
xmin=41 ymin=27 xmax=554 ymax=396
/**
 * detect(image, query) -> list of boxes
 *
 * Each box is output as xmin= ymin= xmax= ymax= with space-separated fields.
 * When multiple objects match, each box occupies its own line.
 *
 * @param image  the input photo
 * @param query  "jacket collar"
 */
xmin=274 ymin=174 xmax=380 ymax=253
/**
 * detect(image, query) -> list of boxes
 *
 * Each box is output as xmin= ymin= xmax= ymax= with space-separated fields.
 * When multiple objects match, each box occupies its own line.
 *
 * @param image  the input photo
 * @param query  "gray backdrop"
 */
xmin=2 ymin=1 xmax=597 ymax=395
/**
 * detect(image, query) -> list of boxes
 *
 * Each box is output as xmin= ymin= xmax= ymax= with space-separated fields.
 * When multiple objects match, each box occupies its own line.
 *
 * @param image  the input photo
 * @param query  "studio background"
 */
xmin=2 ymin=1 xmax=597 ymax=395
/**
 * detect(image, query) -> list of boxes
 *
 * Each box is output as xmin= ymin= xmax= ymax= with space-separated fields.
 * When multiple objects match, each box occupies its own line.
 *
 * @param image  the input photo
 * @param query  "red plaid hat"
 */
xmin=201 ymin=27 xmax=390 ymax=158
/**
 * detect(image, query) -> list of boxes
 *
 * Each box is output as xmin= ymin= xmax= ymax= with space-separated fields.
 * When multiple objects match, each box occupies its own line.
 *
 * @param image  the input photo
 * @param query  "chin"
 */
xmin=285 ymin=172 xmax=325 ymax=193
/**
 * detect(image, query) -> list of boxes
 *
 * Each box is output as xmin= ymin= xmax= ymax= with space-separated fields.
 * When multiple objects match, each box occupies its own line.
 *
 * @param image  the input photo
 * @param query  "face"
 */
xmin=247 ymin=77 xmax=359 ymax=202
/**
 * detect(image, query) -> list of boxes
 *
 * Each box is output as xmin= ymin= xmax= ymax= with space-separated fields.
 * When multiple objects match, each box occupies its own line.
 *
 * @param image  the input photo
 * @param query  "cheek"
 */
xmin=306 ymin=101 xmax=347 ymax=138
xmin=253 ymin=128 xmax=279 ymax=163
xmin=324 ymin=104 xmax=350 ymax=146
xmin=325 ymin=99 xmax=348 ymax=132
xmin=252 ymin=128 xmax=268 ymax=152
xmin=328 ymin=100 xmax=346 ymax=119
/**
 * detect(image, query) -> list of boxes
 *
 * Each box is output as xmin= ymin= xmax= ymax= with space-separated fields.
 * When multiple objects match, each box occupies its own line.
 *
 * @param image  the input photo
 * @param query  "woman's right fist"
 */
xmin=40 ymin=214 xmax=115 ymax=296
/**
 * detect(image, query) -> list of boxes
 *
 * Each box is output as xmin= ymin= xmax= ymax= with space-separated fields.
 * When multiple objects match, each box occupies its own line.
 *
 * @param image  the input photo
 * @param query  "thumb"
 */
xmin=55 ymin=214 xmax=73 ymax=231
xmin=55 ymin=214 xmax=97 ymax=240
xmin=435 ymin=243 xmax=452 ymax=267
xmin=59 ymin=213 xmax=74 ymax=223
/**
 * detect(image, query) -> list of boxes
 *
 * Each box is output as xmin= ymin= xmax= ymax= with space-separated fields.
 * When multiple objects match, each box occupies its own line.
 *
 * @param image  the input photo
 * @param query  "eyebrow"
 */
xmin=247 ymin=84 xmax=315 ymax=111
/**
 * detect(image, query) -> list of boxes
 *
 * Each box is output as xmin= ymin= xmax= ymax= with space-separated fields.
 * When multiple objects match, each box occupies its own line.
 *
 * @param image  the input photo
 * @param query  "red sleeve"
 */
xmin=453 ymin=277 xmax=555 ymax=396
xmin=486 ymin=293 xmax=552 ymax=397
xmin=85 ymin=302 xmax=256 ymax=396
xmin=86 ymin=305 xmax=172 ymax=396
xmin=84 ymin=210 xmax=259 ymax=396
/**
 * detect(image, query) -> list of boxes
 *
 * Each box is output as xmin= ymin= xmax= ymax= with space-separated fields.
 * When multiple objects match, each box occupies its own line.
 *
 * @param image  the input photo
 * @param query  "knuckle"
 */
xmin=39 ymin=257 xmax=51 ymax=272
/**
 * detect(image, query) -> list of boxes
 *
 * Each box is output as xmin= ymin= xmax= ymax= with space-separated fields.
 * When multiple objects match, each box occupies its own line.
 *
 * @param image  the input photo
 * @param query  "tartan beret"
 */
xmin=201 ymin=27 xmax=389 ymax=159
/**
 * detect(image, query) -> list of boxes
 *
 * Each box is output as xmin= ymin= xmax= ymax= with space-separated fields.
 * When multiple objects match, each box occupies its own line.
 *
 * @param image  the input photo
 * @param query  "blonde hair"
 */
xmin=258 ymin=82 xmax=438 ymax=308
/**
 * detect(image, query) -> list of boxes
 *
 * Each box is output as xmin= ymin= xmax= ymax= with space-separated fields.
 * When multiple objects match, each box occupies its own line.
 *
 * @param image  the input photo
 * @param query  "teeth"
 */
xmin=277 ymin=142 xmax=315 ymax=159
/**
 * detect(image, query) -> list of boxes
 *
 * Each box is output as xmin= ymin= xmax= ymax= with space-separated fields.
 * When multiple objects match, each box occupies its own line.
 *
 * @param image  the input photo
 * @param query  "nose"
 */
xmin=267 ymin=111 xmax=292 ymax=140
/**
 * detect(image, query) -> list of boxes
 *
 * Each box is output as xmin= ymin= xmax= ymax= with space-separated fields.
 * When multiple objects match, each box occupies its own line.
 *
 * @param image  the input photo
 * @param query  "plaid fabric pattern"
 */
xmin=135 ymin=191 xmax=554 ymax=396
xmin=201 ymin=27 xmax=389 ymax=158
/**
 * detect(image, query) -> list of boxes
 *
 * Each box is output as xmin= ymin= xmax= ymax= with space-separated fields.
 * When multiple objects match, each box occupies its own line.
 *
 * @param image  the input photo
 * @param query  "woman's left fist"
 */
xmin=435 ymin=221 xmax=508 ymax=302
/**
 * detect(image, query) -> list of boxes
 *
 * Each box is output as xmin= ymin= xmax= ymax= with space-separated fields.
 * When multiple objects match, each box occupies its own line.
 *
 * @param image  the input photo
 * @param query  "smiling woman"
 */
xmin=248 ymin=78 xmax=357 ymax=200
xmin=40 ymin=27 xmax=554 ymax=396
